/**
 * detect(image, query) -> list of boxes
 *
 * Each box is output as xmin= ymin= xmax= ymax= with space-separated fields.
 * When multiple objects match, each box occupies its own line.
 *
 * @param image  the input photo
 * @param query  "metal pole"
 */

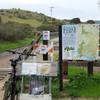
xmin=21 ymin=76 xmax=24 ymax=93
xmin=49 ymin=77 xmax=52 ymax=94
xmin=50 ymin=6 xmax=54 ymax=23
xmin=49 ymin=42 xmax=54 ymax=94
xmin=59 ymin=25 xmax=63 ymax=91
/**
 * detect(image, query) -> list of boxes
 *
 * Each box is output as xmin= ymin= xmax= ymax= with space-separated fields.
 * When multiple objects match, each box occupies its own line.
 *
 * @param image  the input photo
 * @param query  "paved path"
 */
xmin=0 ymin=52 xmax=11 ymax=68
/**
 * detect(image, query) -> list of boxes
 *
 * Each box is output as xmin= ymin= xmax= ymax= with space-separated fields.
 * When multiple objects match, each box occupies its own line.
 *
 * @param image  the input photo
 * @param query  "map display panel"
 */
xmin=62 ymin=24 xmax=100 ymax=61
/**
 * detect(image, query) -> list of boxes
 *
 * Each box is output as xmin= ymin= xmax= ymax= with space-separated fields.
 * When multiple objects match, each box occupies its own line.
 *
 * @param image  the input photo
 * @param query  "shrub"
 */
xmin=37 ymin=24 xmax=58 ymax=32
xmin=0 ymin=22 xmax=33 ymax=41
xmin=66 ymin=72 xmax=100 ymax=97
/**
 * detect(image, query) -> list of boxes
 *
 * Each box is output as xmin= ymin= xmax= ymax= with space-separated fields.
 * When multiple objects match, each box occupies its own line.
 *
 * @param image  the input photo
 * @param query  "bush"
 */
xmin=37 ymin=24 xmax=58 ymax=32
xmin=66 ymin=72 xmax=100 ymax=97
xmin=67 ymin=72 xmax=88 ymax=89
xmin=0 ymin=22 xmax=33 ymax=41
xmin=70 ymin=18 xmax=81 ymax=24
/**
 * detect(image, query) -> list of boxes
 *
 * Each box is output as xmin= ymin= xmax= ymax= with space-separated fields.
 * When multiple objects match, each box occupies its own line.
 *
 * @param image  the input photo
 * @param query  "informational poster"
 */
xmin=35 ymin=45 xmax=48 ymax=54
xmin=22 ymin=63 xmax=37 ymax=75
xmin=43 ymin=31 xmax=50 ymax=40
xmin=22 ymin=62 xmax=58 ymax=76
xmin=62 ymin=24 xmax=100 ymax=61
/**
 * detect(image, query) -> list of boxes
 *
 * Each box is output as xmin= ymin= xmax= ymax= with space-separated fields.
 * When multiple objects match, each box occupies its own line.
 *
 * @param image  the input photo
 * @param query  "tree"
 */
xmin=42 ymin=16 xmax=48 ymax=23
xmin=37 ymin=24 xmax=57 ymax=32
xmin=86 ymin=20 xmax=95 ymax=24
xmin=70 ymin=17 xmax=81 ymax=24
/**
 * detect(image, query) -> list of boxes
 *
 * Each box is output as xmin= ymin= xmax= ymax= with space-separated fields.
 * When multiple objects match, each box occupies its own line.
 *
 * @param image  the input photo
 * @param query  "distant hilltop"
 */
xmin=95 ymin=20 xmax=100 ymax=24
xmin=0 ymin=8 xmax=98 ymax=34
xmin=0 ymin=8 xmax=68 ymax=32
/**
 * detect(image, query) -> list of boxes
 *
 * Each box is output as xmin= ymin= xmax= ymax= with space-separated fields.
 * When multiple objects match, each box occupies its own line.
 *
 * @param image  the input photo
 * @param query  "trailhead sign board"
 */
xmin=62 ymin=24 xmax=100 ymax=61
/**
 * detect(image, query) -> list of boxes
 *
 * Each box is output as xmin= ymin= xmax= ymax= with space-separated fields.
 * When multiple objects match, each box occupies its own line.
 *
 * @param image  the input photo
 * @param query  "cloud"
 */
xmin=0 ymin=0 xmax=53 ymax=5
xmin=0 ymin=0 xmax=99 ymax=20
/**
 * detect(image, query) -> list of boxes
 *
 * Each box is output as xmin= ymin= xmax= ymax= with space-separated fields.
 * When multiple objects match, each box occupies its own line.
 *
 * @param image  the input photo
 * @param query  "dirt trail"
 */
xmin=0 ymin=52 xmax=11 ymax=68
xmin=0 ymin=75 xmax=9 ymax=100
xmin=0 ymin=52 xmax=12 ymax=100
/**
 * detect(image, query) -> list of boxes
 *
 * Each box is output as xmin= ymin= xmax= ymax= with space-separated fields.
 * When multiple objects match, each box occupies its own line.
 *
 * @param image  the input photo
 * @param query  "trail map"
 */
xmin=62 ymin=24 xmax=100 ymax=61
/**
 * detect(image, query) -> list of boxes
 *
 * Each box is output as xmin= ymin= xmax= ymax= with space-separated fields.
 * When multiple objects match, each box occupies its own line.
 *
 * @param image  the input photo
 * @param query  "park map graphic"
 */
xmin=62 ymin=24 xmax=100 ymax=61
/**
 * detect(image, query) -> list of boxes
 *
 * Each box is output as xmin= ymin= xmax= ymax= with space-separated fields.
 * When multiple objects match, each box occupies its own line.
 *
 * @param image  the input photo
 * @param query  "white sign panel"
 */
xmin=62 ymin=25 xmax=78 ymax=60
xmin=36 ymin=45 xmax=48 ymax=54
xmin=62 ymin=24 xmax=99 ymax=61
xmin=22 ymin=63 xmax=37 ymax=75
xmin=43 ymin=31 xmax=50 ymax=40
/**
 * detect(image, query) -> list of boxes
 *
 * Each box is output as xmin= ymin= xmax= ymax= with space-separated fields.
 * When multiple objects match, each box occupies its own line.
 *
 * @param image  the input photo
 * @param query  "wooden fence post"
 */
xmin=87 ymin=61 xmax=93 ymax=76
xmin=63 ymin=61 xmax=68 ymax=79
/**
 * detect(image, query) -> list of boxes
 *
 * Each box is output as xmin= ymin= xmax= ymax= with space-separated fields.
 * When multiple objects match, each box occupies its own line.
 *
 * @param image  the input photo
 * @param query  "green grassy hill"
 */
xmin=1 ymin=15 xmax=42 ymax=27
xmin=0 ymin=8 xmax=65 ymax=31
xmin=0 ymin=8 xmax=52 ymax=27
xmin=0 ymin=8 xmax=66 ymax=52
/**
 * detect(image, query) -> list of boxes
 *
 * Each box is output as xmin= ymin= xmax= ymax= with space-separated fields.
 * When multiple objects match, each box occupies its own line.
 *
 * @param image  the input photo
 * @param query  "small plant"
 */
xmin=67 ymin=72 xmax=88 ymax=89
xmin=66 ymin=72 xmax=100 ymax=97
xmin=54 ymin=51 xmax=58 ymax=61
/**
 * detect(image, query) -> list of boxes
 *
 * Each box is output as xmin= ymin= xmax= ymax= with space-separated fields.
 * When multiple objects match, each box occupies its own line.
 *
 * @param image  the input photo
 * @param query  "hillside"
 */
xmin=0 ymin=8 xmax=63 ymax=28
xmin=0 ymin=9 xmax=45 ymax=28
xmin=0 ymin=8 xmax=51 ymax=21
xmin=0 ymin=15 xmax=42 ymax=27
xmin=0 ymin=8 xmax=64 ymax=52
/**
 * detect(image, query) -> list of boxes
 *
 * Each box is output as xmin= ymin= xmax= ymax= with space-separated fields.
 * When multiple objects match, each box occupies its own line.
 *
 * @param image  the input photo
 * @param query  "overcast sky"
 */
xmin=0 ymin=0 xmax=100 ymax=21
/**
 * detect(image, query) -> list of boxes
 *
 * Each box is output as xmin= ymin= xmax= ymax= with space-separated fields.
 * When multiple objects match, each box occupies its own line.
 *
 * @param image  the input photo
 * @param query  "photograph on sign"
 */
xmin=37 ymin=62 xmax=58 ymax=76
xmin=62 ymin=24 xmax=99 ymax=61
xmin=37 ymin=63 xmax=51 ymax=76
xmin=43 ymin=31 xmax=50 ymax=40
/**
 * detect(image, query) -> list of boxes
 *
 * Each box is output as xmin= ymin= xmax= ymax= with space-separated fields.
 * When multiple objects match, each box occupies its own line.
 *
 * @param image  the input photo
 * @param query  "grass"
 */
xmin=78 ymin=84 xmax=100 ymax=97
xmin=1 ymin=15 xmax=42 ymax=27
xmin=52 ymin=66 xmax=100 ymax=98
xmin=14 ymin=60 xmax=100 ymax=98
xmin=0 ymin=15 xmax=42 ymax=53
xmin=54 ymin=51 xmax=58 ymax=61
xmin=68 ymin=65 xmax=87 ymax=77
xmin=0 ymin=37 xmax=34 ymax=52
